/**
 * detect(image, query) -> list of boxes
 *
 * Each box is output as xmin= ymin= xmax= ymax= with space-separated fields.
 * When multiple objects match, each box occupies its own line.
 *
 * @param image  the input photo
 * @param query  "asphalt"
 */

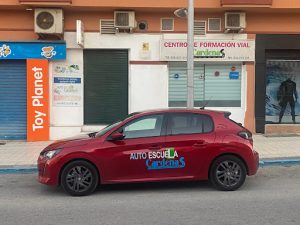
xmin=0 ymin=134 xmax=300 ymax=173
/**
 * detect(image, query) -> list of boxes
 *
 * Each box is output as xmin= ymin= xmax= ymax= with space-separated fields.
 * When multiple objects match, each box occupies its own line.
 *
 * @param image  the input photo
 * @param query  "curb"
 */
xmin=0 ymin=167 xmax=37 ymax=174
xmin=259 ymin=159 xmax=300 ymax=167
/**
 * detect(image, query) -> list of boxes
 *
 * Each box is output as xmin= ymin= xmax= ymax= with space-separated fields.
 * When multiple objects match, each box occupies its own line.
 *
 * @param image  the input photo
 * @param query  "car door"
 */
xmin=164 ymin=112 xmax=216 ymax=179
xmin=98 ymin=113 xmax=167 ymax=183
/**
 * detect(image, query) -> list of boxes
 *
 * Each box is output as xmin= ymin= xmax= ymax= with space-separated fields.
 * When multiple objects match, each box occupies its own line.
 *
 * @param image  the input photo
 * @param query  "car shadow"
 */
xmin=95 ymin=180 xmax=214 ymax=195
xmin=39 ymin=180 xmax=214 ymax=197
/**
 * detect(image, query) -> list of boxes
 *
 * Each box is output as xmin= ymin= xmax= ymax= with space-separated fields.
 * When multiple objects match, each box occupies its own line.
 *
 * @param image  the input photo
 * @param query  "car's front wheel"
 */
xmin=209 ymin=155 xmax=246 ymax=191
xmin=60 ymin=160 xmax=99 ymax=196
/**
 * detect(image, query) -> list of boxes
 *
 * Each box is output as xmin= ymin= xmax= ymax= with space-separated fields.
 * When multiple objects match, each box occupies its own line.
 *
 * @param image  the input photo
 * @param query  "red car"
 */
xmin=38 ymin=109 xmax=259 ymax=196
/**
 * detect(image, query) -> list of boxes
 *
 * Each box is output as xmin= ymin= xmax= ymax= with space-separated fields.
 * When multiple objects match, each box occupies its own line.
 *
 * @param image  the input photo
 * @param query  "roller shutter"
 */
xmin=84 ymin=50 xmax=128 ymax=124
xmin=0 ymin=60 xmax=26 ymax=140
xmin=169 ymin=63 xmax=241 ymax=107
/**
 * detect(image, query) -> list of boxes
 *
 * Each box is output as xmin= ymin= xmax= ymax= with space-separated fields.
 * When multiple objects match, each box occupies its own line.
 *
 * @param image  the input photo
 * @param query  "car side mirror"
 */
xmin=109 ymin=131 xmax=125 ymax=141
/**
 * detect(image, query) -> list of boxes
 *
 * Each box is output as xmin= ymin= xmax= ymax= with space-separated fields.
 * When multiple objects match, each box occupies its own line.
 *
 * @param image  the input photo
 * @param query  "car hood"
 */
xmin=43 ymin=133 xmax=95 ymax=151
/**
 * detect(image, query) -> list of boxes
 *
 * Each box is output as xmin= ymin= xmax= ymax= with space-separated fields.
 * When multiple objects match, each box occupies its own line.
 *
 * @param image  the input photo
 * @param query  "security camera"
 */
xmin=174 ymin=8 xmax=188 ymax=18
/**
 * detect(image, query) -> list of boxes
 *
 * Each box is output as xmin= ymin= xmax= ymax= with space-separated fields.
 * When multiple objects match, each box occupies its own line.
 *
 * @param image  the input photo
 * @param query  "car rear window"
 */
xmin=169 ymin=113 xmax=213 ymax=135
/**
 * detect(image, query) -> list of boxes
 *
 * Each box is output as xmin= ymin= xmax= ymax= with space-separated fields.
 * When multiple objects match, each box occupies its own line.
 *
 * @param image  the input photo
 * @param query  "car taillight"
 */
xmin=238 ymin=130 xmax=253 ymax=142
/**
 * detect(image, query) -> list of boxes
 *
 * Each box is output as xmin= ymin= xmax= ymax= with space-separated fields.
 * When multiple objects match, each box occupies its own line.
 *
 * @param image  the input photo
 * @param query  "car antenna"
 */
xmin=200 ymin=98 xmax=211 ymax=109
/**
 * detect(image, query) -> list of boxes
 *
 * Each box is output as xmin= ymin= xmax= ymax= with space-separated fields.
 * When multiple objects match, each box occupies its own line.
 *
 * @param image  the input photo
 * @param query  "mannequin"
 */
xmin=277 ymin=78 xmax=298 ymax=123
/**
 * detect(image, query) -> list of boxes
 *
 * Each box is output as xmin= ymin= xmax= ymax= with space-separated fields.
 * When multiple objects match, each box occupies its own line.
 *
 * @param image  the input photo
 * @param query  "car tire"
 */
xmin=60 ymin=160 xmax=99 ymax=196
xmin=209 ymin=155 xmax=246 ymax=191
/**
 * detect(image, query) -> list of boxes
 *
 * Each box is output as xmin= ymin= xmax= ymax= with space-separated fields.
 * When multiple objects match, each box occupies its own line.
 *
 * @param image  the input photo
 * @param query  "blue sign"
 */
xmin=146 ymin=157 xmax=185 ymax=170
xmin=229 ymin=71 xmax=239 ymax=80
xmin=0 ymin=42 xmax=66 ymax=60
xmin=54 ymin=77 xmax=81 ymax=84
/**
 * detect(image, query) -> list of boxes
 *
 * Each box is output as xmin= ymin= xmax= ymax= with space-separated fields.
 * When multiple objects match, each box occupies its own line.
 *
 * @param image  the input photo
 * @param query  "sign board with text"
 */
xmin=27 ymin=59 xmax=49 ymax=141
xmin=160 ymin=39 xmax=255 ymax=62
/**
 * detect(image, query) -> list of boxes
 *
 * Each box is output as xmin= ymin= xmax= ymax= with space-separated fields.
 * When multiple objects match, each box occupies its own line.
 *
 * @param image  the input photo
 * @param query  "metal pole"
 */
xmin=187 ymin=0 xmax=194 ymax=108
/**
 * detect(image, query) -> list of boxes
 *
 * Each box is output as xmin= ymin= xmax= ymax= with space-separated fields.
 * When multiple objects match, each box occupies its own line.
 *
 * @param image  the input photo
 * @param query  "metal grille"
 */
xmin=100 ymin=19 xmax=116 ymax=34
xmin=115 ymin=12 xmax=129 ymax=26
xmin=226 ymin=14 xmax=240 ymax=27
xmin=0 ymin=60 xmax=27 ymax=140
xmin=194 ymin=20 xmax=206 ymax=35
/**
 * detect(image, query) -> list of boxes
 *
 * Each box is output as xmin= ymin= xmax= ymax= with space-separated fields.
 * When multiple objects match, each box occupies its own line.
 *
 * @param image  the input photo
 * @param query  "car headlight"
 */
xmin=43 ymin=148 xmax=62 ymax=159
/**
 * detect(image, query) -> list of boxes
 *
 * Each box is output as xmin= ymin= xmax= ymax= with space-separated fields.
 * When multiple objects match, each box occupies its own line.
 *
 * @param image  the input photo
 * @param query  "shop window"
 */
xmin=265 ymin=60 xmax=300 ymax=124
xmin=168 ymin=63 xmax=241 ymax=107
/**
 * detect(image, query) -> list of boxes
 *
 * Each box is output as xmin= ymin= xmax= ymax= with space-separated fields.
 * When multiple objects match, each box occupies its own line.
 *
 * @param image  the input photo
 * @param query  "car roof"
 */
xmin=131 ymin=108 xmax=226 ymax=116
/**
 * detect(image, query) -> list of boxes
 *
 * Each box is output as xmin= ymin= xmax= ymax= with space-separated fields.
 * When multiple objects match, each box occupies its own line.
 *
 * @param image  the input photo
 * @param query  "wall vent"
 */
xmin=100 ymin=19 xmax=116 ymax=34
xmin=194 ymin=20 xmax=206 ymax=35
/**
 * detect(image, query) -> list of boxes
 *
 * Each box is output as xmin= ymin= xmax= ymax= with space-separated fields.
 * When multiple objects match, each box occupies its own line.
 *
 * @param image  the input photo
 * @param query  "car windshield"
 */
xmin=95 ymin=121 xmax=122 ymax=137
xmin=95 ymin=112 xmax=140 ymax=137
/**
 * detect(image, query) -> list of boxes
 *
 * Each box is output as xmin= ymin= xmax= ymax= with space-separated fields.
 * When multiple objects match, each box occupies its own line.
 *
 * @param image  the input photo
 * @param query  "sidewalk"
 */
xmin=0 ymin=134 xmax=300 ymax=168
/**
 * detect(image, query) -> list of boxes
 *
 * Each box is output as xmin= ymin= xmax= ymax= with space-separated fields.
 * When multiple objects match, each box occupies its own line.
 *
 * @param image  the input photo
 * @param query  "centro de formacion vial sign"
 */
xmin=160 ymin=39 xmax=255 ymax=62
xmin=0 ymin=41 xmax=66 ymax=60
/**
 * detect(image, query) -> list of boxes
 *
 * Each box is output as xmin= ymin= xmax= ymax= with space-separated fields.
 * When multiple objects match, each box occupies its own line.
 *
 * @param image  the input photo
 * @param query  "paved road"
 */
xmin=1 ymin=166 xmax=300 ymax=225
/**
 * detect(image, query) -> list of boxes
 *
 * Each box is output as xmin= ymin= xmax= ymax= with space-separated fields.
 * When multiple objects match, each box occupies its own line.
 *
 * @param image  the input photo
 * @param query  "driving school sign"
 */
xmin=160 ymin=39 xmax=255 ymax=62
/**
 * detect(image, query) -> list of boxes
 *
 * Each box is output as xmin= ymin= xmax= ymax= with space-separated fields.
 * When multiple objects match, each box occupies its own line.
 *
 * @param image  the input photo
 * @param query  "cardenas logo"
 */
xmin=146 ymin=157 xmax=185 ymax=170
xmin=194 ymin=48 xmax=225 ymax=58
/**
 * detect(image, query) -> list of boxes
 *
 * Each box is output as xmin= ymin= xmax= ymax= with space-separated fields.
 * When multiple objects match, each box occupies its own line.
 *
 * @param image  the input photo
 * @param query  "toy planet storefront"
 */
xmin=0 ymin=41 xmax=66 ymax=141
xmin=160 ymin=39 xmax=255 ymax=125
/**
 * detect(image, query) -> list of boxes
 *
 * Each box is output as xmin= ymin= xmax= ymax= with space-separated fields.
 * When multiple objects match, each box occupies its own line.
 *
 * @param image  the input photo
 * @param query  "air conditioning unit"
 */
xmin=114 ymin=11 xmax=136 ymax=29
xmin=34 ymin=8 xmax=64 ymax=34
xmin=225 ymin=12 xmax=246 ymax=30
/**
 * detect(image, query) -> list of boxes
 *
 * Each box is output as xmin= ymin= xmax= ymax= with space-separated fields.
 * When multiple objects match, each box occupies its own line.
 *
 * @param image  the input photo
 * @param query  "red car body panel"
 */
xmin=38 ymin=109 xmax=259 ymax=187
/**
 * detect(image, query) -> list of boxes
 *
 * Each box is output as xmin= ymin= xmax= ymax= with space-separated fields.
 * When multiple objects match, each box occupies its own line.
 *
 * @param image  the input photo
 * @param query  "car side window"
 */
xmin=169 ymin=113 xmax=213 ymax=135
xmin=122 ymin=114 xmax=164 ymax=139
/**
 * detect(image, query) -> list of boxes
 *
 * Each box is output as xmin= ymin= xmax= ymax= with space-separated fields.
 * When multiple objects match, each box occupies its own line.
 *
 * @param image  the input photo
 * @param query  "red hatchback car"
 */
xmin=38 ymin=109 xmax=259 ymax=196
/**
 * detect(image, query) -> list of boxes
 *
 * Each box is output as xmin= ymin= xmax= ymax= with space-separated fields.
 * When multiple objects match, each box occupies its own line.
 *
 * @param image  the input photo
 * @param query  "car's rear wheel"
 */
xmin=61 ymin=160 xmax=99 ymax=196
xmin=209 ymin=155 xmax=246 ymax=191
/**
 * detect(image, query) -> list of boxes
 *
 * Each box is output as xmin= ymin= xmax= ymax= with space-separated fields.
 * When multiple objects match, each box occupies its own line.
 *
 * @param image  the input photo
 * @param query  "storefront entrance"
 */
xmin=84 ymin=49 xmax=128 ymax=124
xmin=168 ymin=62 xmax=242 ymax=108
xmin=0 ymin=60 xmax=26 ymax=140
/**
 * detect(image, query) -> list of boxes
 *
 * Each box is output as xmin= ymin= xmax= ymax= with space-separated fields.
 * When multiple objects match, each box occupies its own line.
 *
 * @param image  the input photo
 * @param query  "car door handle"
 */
xmin=149 ymin=145 xmax=161 ymax=150
xmin=193 ymin=141 xmax=207 ymax=147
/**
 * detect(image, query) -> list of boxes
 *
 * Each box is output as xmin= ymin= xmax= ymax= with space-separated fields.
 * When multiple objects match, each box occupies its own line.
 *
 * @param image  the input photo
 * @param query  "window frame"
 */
xmin=208 ymin=18 xmax=222 ymax=32
xmin=166 ymin=112 xmax=214 ymax=136
xmin=160 ymin=18 xmax=174 ymax=31
xmin=119 ymin=114 xmax=168 ymax=140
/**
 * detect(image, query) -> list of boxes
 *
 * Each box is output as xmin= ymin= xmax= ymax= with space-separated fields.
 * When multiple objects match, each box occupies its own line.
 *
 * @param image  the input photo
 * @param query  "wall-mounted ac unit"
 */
xmin=114 ymin=11 xmax=136 ymax=29
xmin=225 ymin=12 xmax=246 ymax=30
xmin=34 ymin=8 xmax=64 ymax=34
